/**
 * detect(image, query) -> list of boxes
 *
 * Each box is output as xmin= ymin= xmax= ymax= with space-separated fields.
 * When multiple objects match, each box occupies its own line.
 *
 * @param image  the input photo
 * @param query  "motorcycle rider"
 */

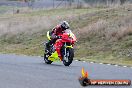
xmin=46 ymin=21 xmax=70 ymax=58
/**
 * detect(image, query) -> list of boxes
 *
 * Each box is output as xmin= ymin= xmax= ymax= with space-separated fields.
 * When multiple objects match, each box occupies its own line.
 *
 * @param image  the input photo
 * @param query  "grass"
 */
xmin=0 ymin=4 xmax=132 ymax=66
xmin=74 ymin=4 xmax=132 ymax=66
xmin=0 ymin=6 xmax=11 ymax=11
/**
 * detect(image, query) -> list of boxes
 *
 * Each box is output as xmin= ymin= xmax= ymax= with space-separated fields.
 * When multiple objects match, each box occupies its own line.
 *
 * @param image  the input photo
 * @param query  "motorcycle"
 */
xmin=44 ymin=29 xmax=77 ymax=66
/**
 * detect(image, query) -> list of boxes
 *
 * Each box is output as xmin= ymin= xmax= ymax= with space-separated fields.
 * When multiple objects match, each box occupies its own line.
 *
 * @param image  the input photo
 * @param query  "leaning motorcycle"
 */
xmin=44 ymin=29 xmax=77 ymax=66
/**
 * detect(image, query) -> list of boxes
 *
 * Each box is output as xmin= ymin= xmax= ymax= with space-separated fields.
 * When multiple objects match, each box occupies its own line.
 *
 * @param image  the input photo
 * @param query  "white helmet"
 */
xmin=60 ymin=21 xmax=70 ymax=30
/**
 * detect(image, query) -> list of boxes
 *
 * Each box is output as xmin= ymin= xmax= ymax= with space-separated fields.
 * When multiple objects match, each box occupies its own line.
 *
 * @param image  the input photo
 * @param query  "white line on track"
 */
xmin=75 ymin=60 xmax=78 ymax=61
xmin=123 ymin=66 xmax=127 ymax=67
xmin=83 ymin=61 xmax=86 ymax=62
xmin=107 ymin=64 xmax=111 ymax=65
xmin=114 ymin=65 xmax=118 ymax=67
xmin=99 ymin=63 xmax=103 ymax=64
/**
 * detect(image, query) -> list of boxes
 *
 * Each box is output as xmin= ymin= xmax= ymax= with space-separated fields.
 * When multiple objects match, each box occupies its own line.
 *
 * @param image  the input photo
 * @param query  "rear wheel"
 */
xmin=63 ymin=48 xmax=74 ymax=66
xmin=44 ymin=42 xmax=53 ymax=64
xmin=44 ymin=53 xmax=53 ymax=64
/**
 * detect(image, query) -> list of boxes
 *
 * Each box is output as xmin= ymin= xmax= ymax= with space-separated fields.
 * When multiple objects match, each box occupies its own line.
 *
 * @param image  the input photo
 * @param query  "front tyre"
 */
xmin=44 ymin=54 xmax=53 ymax=64
xmin=63 ymin=48 xmax=74 ymax=66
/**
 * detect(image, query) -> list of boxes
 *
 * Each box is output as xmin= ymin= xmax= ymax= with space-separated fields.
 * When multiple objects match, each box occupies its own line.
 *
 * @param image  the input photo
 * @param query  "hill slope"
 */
xmin=0 ymin=4 xmax=132 ymax=66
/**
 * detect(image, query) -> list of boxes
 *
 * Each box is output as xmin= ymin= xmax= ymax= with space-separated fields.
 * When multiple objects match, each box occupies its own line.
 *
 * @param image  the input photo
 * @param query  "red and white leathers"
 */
xmin=50 ymin=25 xmax=65 ymax=60
xmin=51 ymin=24 xmax=64 ymax=37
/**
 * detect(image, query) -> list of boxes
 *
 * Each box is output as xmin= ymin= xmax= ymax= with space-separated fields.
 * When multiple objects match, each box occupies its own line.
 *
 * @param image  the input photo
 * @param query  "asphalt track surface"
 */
xmin=0 ymin=54 xmax=132 ymax=88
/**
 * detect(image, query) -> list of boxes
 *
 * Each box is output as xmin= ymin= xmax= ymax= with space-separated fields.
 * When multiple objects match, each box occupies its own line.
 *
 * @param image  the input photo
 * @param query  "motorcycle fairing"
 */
xmin=66 ymin=45 xmax=73 ymax=48
xmin=47 ymin=31 xmax=51 ymax=40
xmin=48 ymin=51 xmax=60 ymax=61
xmin=54 ymin=39 xmax=63 ymax=61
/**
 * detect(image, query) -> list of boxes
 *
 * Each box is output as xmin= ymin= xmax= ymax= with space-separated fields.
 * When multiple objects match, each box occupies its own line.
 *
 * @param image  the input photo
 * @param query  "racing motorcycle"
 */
xmin=44 ymin=29 xmax=77 ymax=66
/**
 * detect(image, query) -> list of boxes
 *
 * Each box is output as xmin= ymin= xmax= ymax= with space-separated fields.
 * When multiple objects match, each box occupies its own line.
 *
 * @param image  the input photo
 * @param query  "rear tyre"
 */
xmin=63 ymin=48 xmax=74 ymax=66
xmin=44 ymin=54 xmax=53 ymax=64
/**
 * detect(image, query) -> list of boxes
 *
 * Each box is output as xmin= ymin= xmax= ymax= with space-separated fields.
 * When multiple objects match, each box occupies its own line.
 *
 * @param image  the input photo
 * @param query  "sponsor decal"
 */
xmin=78 ymin=68 xmax=131 ymax=86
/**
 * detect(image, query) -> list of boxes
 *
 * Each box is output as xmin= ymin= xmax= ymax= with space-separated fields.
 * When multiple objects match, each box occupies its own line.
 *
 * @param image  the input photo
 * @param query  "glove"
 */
xmin=52 ymin=34 xmax=61 ymax=39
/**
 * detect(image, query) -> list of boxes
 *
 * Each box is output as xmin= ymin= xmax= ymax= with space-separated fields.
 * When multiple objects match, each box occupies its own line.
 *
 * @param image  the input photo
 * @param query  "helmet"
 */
xmin=60 ymin=21 xmax=70 ymax=30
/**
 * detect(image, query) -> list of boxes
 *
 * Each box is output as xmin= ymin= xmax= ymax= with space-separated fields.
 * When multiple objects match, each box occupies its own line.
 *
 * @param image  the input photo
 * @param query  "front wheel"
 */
xmin=63 ymin=48 xmax=74 ymax=66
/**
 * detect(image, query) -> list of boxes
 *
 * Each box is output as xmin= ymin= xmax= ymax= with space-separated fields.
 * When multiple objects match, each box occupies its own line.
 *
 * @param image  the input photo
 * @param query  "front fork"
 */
xmin=63 ymin=43 xmax=67 ymax=62
xmin=64 ymin=43 xmax=67 ymax=57
xmin=63 ymin=43 xmax=71 ymax=62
